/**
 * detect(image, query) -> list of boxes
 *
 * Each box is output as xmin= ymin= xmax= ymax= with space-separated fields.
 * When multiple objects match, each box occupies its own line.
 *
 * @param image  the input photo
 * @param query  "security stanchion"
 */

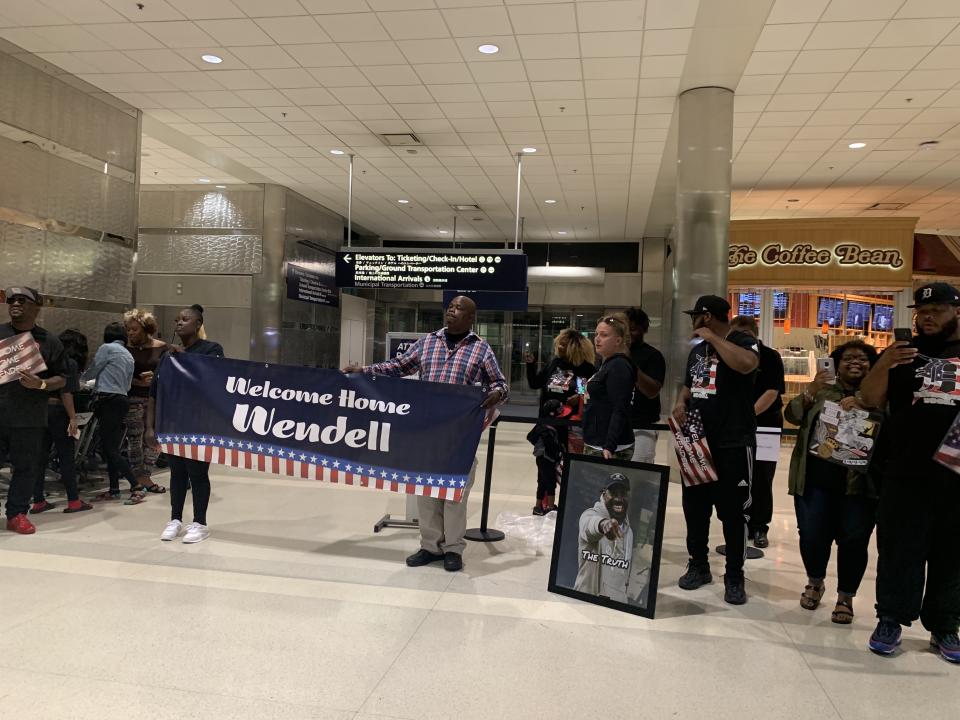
xmin=465 ymin=422 xmax=504 ymax=542
xmin=716 ymin=544 xmax=765 ymax=560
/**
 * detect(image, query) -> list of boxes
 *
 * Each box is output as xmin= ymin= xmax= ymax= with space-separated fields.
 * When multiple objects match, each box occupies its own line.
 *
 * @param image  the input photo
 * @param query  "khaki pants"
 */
xmin=417 ymin=459 xmax=477 ymax=555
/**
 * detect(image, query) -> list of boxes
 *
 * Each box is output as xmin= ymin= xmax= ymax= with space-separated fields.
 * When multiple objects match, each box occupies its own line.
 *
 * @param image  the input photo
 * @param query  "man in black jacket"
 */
xmin=672 ymin=296 xmax=759 ymax=605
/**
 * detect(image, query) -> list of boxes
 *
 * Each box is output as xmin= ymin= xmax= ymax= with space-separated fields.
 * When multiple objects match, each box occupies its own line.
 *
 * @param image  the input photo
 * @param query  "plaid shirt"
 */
xmin=366 ymin=329 xmax=508 ymax=400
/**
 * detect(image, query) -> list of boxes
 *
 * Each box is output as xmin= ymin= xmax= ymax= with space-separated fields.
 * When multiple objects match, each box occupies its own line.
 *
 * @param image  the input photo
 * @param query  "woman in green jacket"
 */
xmin=785 ymin=340 xmax=880 ymax=625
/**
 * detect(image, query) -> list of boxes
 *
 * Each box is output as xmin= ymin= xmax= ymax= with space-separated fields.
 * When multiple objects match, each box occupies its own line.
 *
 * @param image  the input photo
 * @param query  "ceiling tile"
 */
xmin=440 ymin=6 xmax=512 ymax=36
xmin=309 ymin=66 xmax=371 ymax=86
xmin=896 ymin=69 xmax=960 ymax=89
xmin=642 ymin=28 xmax=692 ymax=55
xmin=766 ymin=93 xmax=826 ymax=111
xmin=804 ymin=21 xmax=885 ymax=49
xmin=807 ymin=108 xmax=864 ymax=125
xmin=734 ymin=95 xmax=771 ymax=112
xmin=744 ymin=51 xmax=797 ymax=75
xmin=792 ymin=49 xmax=862 ymax=74
xmin=139 ymin=21 xmax=217 ymax=48
xmin=379 ymin=85 xmax=434 ymax=103
xmin=640 ymin=55 xmax=685 ymax=78
xmin=443 ymin=102 xmax=490 ymax=118
xmin=84 ymin=23 xmax=164 ymax=50
xmin=234 ymin=88 xmax=289 ymax=105
xmin=331 ymin=86 xmax=387 ymax=104
xmin=254 ymin=16 xmax=331 ymax=45
xmin=508 ymin=3 xmax=576 ymax=34
xmin=755 ymin=23 xmax=814 ymax=51
xmin=736 ymin=75 xmax=785 ymax=94
xmin=166 ymin=0 xmax=244 ymax=20
xmin=229 ymin=45 xmax=299 ymax=69
xmin=859 ymin=108 xmax=922 ymax=124
xmin=517 ymin=33 xmax=581 ymax=60
xmin=162 ymin=71 xmax=226 ymax=91
xmin=103 ymin=0 xmax=185 ymax=22
xmin=488 ymin=100 xmax=539 ymax=117
xmin=348 ymin=104 xmax=399 ymax=119
xmin=757 ymin=110 xmax=814 ymax=126
xmin=257 ymin=68 xmax=318 ymax=88
xmin=582 ymin=57 xmax=641 ymax=79
xmin=379 ymin=10 xmax=450 ymax=40
xmin=820 ymin=91 xmax=884 ymax=109
xmin=585 ymin=79 xmax=636 ymax=99
xmin=637 ymin=77 xmax=680 ymax=96
xmin=533 ymin=80 xmax=586 ymax=100
xmin=480 ymin=82 xmax=533 ymax=102
xmin=854 ymin=46 xmax=931 ymax=72
xmin=835 ymin=70 xmax=907 ymax=92
xmin=313 ymin=13 xmax=388 ymax=42
xmin=394 ymin=102 xmax=446 ymax=119
xmin=467 ymin=60 xmax=525 ymax=83
xmin=123 ymin=48 xmax=195 ymax=72
xmin=428 ymin=84 xmax=483 ymax=102
xmin=822 ymin=0 xmax=904 ymax=21
xmin=232 ymin=0 xmax=308 ymax=17
xmin=766 ymin=0 xmax=829 ymax=24
xmin=337 ymin=41 xmax=404 ymax=66
xmin=195 ymin=18 xmax=273 ymax=45
xmin=918 ymin=45 xmax=960 ymax=70
xmin=282 ymin=87 xmax=340 ymax=105
xmin=874 ymin=18 xmax=957 ymax=46
xmin=644 ymin=0 xmax=699 ymax=29
xmin=576 ymin=1 xmax=645 ymax=32
xmin=588 ymin=98 xmax=637 ymax=115
xmin=581 ymin=31 xmax=646 ymax=58
xmin=397 ymin=38 xmax=462 ymax=63
xmin=524 ymin=59 xmax=582 ymax=81
xmin=896 ymin=0 xmax=960 ymax=19
xmin=189 ymin=89 xmax=250 ymax=106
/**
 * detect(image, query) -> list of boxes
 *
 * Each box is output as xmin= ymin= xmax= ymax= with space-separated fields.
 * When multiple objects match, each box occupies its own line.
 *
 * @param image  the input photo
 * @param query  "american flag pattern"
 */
xmin=0 ymin=331 xmax=47 ymax=386
xmin=365 ymin=329 xmax=508 ymax=398
xmin=690 ymin=353 xmax=718 ymax=399
xmin=158 ymin=434 xmax=466 ymax=501
xmin=668 ymin=408 xmax=719 ymax=487
xmin=934 ymin=411 xmax=960 ymax=476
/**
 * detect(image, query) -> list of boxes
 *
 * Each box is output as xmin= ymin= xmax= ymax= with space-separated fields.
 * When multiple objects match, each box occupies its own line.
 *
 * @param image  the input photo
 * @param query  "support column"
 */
xmin=250 ymin=183 xmax=286 ymax=363
xmin=668 ymin=86 xmax=735 ymax=396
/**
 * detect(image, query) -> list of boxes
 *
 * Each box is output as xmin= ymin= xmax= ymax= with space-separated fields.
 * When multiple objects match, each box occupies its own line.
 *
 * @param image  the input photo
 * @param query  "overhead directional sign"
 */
xmin=336 ymin=249 xmax=527 ymax=292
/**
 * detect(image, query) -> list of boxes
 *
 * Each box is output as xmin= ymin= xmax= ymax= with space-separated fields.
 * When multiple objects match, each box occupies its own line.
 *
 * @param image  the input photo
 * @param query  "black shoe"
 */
xmin=443 ymin=552 xmax=463 ymax=572
xmin=753 ymin=530 xmax=769 ymax=549
xmin=406 ymin=549 xmax=444 ymax=567
xmin=678 ymin=562 xmax=713 ymax=590
xmin=724 ymin=575 xmax=747 ymax=605
xmin=532 ymin=505 xmax=546 ymax=516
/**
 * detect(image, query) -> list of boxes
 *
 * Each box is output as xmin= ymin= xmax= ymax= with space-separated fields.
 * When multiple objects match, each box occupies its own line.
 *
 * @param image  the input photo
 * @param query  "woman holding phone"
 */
xmin=123 ymin=309 xmax=167 ymax=495
xmin=582 ymin=314 xmax=637 ymax=461
xmin=785 ymin=340 xmax=880 ymax=625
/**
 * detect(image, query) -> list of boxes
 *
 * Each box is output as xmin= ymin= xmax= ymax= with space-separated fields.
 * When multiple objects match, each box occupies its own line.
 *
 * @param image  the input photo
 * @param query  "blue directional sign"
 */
xmin=336 ymin=249 xmax=527 ymax=292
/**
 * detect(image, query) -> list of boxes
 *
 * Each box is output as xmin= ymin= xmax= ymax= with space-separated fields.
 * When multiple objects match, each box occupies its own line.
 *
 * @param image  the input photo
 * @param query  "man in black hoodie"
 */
xmin=672 ymin=295 xmax=759 ymax=605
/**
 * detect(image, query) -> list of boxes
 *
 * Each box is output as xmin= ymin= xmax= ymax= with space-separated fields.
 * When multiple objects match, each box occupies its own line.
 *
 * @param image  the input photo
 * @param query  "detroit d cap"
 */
xmin=3 ymin=286 xmax=41 ymax=304
xmin=682 ymin=295 xmax=730 ymax=317
xmin=908 ymin=282 xmax=960 ymax=308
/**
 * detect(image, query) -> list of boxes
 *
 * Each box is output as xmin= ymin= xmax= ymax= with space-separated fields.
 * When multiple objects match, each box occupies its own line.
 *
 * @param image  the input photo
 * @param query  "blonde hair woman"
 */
xmin=122 ymin=308 xmax=167 ymax=495
xmin=582 ymin=313 xmax=637 ymax=460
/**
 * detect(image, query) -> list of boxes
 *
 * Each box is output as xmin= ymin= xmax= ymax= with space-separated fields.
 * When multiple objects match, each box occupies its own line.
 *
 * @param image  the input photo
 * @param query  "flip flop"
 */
xmin=124 ymin=492 xmax=146 ymax=506
xmin=63 ymin=501 xmax=94 ymax=514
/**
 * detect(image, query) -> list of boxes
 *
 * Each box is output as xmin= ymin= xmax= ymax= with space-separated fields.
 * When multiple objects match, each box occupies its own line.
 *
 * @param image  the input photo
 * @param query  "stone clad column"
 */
xmin=668 ymin=86 xmax=735 ymax=396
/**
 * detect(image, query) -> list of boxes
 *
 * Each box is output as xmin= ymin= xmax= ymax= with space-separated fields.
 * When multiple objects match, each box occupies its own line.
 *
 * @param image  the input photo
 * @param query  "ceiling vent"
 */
xmin=866 ymin=202 xmax=908 ymax=211
xmin=379 ymin=133 xmax=422 ymax=146
xmin=451 ymin=204 xmax=481 ymax=212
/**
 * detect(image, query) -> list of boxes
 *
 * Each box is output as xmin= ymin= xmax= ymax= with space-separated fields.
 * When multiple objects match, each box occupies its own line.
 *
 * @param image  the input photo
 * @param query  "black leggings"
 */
xmin=168 ymin=454 xmax=211 ymax=525
xmin=535 ymin=456 xmax=559 ymax=500
xmin=95 ymin=394 xmax=137 ymax=493
xmin=34 ymin=404 xmax=80 ymax=502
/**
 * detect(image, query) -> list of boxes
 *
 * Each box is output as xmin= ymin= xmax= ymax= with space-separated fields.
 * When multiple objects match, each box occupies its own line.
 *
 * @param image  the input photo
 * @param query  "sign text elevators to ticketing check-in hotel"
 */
xmin=335 ymin=250 xmax=527 ymax=291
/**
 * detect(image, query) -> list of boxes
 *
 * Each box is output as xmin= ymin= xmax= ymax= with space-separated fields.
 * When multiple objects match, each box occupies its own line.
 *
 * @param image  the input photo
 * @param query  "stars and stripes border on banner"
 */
xmin=158 ymin=434 xmax=465 ymax=501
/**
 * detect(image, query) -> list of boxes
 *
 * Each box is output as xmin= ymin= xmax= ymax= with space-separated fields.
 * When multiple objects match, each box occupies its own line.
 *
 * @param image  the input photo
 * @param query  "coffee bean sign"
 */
xmin=729 ymin=243 xmax=904 ymax=269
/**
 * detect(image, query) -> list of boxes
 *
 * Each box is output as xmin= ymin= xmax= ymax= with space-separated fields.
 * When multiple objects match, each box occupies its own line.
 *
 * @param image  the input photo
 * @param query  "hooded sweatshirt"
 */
xmin=574 ymin=497 xmax=634 ymax=603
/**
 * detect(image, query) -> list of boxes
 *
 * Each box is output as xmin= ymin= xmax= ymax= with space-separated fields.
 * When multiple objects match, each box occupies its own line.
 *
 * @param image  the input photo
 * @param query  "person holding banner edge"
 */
xmin=0 ymin=287 xmax=67 ymax=534
xmin=672 ymin=295 xmax=759 ymax=605
xmin=145 ymin=305 xmax=224 ymax=544
xmin=344 ymin=295 xmax=507 ymax=573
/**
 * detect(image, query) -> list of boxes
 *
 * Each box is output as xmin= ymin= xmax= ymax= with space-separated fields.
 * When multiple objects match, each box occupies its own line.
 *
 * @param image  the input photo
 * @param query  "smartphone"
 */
xmin=576 ymin=377 xmax=587 ymax=395
xmin=893 ymin=327 xmax=913 ymax=343
xmin=817 ymin=357 xmax=835 ymax=380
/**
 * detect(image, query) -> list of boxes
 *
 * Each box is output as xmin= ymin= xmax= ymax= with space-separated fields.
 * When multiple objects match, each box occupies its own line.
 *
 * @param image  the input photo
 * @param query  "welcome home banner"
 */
xmin=155 ymin=354 xmax=487 ymax=502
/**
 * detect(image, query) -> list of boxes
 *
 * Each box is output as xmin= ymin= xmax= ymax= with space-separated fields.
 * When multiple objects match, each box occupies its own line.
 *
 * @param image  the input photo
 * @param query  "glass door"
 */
xmin=510 ymin=310 xmax=542 ymax=401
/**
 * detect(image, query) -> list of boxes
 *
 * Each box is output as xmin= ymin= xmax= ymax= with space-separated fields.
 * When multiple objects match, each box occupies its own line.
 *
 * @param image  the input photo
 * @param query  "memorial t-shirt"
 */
xmin=630 ymin=342 xmax=666 ymax=427
xmin=684 ymin=330 xmax=759 ymax=449
xmin=885 ymin=335 xmax=960 ymax=475
xmin=0 ymin=322 xmax=66 ymax=428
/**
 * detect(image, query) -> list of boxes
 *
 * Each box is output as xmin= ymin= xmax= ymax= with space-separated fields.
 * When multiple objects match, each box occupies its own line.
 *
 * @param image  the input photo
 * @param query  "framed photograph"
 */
xmin=548 ymin=454 xmax=671 ymax=618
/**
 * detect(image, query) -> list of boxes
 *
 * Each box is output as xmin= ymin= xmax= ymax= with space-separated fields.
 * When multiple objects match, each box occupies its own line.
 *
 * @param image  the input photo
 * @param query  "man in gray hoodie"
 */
xmin=574 ymin=476 xmax=634 ymax=602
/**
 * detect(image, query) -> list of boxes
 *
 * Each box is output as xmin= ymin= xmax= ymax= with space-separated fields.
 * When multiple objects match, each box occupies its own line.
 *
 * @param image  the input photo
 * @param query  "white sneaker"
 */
xmin=160 ymin=519 xmax=182 ymax=541
xmin=182 ymin=522 xmax=209 ymax=544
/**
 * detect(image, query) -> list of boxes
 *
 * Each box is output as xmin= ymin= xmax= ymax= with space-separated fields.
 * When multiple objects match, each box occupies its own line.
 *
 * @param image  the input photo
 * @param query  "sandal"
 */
xmin=144 ymin=483 xmax=166 ymax=494
xmin=124 ymin=491 xmax=146 ymax=506
xmin=92 ymin=490 xmax=121 ymax=502
xmin=800 ymin=583 xmax=825 ymax=611
xmin=831 ymin=598 xmax=854 ymax=625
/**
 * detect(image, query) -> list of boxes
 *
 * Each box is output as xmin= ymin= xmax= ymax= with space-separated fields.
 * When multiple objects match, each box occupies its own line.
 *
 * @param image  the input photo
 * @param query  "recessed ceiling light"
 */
xmin=330 ymin=149 xmax=345 ymax=155
xmin=198 ymin=178 xmax=210 ymax=183
xmin=522 ymin=147 xmax=537 ymax=153
xmin=848 ymin=142 xmax=866 ymax=149
xmin=201 ymin=54 xmax=223 ymax=64
xmin=557 ymin=231 xmax=567 ymax=235
xmin=215 ymin=185 xmax=226 ymax=189
xmin=544 ymin=199 xmax=557 ymax=204
xmin=919 ymin=140 xmax=940 ymax=149
xmin=397 ymin=199 xmax=409 ymax=204
xmin=787 ymin=198 xmax=799 ymax=202
xmin=478 ymin=44 xmax=499 ymax=54
xmin=439 ymin=230 xmax=449 ymax=234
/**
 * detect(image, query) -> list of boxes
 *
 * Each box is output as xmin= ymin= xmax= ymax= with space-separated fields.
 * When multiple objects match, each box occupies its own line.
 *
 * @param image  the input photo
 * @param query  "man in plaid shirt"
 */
xmin=345 ymin=296 xmax=507 ymax=572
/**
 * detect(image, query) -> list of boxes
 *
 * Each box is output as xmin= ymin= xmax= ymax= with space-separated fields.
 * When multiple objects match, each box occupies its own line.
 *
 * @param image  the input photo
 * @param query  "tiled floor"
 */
xmin=2 ymin=425 xmax=957 ymax=719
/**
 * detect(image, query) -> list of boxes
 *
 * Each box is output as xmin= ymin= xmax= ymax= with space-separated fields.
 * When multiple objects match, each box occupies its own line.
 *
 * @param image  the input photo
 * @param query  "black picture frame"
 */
xmin=548 ymin=453 xmax=671 ymax=619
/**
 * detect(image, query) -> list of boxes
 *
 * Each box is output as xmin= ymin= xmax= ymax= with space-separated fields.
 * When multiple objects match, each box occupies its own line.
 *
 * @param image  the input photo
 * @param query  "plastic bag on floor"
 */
xmin=494 ymin=511 xmax=557 ymax=555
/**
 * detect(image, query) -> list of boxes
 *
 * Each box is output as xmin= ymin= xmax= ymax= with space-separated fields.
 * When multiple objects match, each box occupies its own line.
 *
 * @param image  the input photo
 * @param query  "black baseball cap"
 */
xmin=605 ymin=473 xmax=629 ymax=494
xmin=683 ymin=295 xmax=730 ymax=317
xmin=908 ymin=282 xmax=960 ymax=308
xmin=3 ymin=287 xmax=42 ymax=304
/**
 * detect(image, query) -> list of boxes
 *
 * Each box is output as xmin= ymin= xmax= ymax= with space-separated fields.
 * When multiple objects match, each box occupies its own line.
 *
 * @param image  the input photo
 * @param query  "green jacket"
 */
xmin=784 ymin=382 xmax=879 ymax=499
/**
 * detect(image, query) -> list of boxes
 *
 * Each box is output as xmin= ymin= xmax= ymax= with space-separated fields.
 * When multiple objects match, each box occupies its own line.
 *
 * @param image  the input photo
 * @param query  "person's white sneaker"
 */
xmin=160 ymin=519 xmax=182 ymax=541
xmin=182 ymin=522 xmax=209 ymax=544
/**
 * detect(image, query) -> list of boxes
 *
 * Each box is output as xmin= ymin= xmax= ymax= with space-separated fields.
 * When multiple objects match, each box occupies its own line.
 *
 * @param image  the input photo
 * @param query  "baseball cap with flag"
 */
xmin=908 ymin=282 xmax=960 ymax=308
xmin=3 ymin=287 xmax=42 ymax=304
xmin=682 ymin=295 xmax=730 ymax=317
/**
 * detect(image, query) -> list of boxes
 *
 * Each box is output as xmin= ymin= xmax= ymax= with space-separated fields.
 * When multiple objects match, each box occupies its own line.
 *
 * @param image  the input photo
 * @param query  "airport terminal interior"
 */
xmin=2 ymin=0 xmax=960 ymax=717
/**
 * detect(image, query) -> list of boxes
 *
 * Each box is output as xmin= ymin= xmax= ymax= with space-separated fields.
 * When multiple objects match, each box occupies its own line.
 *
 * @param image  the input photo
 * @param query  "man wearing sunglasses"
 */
xmin=0 ymin=287 xmax=66 ymax=534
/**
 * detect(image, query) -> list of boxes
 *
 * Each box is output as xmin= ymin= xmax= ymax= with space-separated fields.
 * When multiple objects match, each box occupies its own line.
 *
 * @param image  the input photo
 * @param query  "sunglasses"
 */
xmin=6 ymin=296 xmax=33 ymax=306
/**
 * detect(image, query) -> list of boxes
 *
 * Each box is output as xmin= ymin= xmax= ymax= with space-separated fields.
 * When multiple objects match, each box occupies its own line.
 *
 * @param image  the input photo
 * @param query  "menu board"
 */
xmin=738 ymin=292 xmax=761 ymax=317
xmin=817 ymin=297 xmax=843 ymax=328
xmin=773 ymin=291 xmax=788 ymax=320
xmin=845 ymin=301 xmax=871 ymax=331
xmin=873 ymin=304 xmax=893 ymax=331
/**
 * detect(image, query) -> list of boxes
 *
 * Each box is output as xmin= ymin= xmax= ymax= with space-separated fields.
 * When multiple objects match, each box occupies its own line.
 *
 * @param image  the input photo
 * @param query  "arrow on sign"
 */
xmin=344 ymin=254 xmax=352 ymax=264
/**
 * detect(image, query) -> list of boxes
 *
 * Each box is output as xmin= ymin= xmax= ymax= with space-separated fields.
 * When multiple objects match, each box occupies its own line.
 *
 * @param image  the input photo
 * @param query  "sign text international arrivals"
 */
xmin=335 ymin=250 xmax=527 ymax=291
xmin=729 ymin=243 xmax=904 ymax=269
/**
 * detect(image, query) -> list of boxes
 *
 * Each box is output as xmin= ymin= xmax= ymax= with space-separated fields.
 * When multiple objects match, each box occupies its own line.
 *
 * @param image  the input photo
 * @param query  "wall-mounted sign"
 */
xmin=286 ymin=261 xmax=338 ymax=307
xmin=335 ymin=249 xmax=527 ymax=292
xmin=728 ymin=217 xmax=916 ymax=289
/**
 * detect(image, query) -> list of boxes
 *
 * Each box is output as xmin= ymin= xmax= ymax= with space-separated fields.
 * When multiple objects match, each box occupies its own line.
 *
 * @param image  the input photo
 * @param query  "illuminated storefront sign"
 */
xmin=729 ymin=243 xmax=905 ymax=269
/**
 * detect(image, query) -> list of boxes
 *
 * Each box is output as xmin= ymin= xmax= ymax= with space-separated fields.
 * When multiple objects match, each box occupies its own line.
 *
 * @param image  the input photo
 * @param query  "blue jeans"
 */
xmin=794 ymin=484 xmax=877 ymax=596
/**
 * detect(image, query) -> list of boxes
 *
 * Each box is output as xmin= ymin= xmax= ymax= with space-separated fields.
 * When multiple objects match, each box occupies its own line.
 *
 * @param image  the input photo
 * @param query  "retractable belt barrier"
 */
xmin=465 ymin=415 xmax=798 ymax=544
